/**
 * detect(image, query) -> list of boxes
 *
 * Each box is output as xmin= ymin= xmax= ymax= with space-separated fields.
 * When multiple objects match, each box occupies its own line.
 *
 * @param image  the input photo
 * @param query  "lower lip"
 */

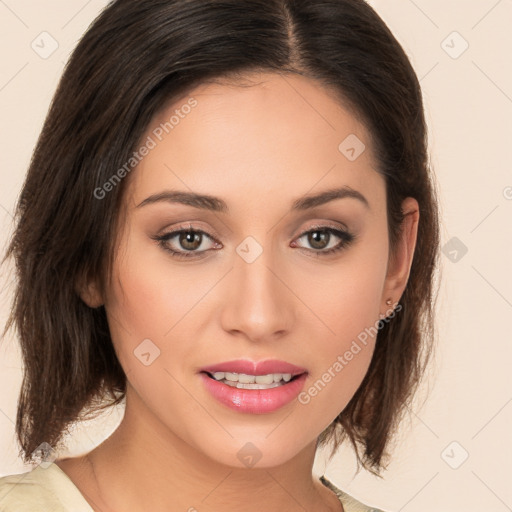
xmin=199 ymin=372 xmax=308 ymax=414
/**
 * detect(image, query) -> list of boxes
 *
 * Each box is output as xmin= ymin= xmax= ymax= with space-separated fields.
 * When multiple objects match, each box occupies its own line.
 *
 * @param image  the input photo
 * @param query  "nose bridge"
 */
xmin=220 ymin=235 xmax=293 ymax=340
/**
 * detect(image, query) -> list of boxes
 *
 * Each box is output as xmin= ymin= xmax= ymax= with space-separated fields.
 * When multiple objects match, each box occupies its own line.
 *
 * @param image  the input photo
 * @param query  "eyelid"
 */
xmin=156 ymin=221 xmax=220 ymax=238
xmin=298 ymin=220 xmax=350 ymax=234
xmin=157 ymin=220 xmax=349 ymax=242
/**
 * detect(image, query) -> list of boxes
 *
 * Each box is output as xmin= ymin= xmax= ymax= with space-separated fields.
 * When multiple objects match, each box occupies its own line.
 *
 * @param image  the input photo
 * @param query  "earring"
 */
xmin=385 ymin=298 xmax=393 ymax=306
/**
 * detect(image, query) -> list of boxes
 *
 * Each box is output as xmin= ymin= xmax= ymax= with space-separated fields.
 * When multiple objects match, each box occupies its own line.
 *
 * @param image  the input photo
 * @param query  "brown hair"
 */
xmin=2 ymin=0 xmax=439 ymax=475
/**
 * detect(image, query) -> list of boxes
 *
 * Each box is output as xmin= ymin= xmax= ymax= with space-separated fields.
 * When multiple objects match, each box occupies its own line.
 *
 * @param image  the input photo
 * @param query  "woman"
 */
xmin=0 ymin=0 xmax=439 ymax=511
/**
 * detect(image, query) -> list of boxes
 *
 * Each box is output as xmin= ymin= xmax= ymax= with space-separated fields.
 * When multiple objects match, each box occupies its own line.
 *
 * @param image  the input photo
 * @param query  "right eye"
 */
xmin=152 ymin=227 xmax=221 ymax=259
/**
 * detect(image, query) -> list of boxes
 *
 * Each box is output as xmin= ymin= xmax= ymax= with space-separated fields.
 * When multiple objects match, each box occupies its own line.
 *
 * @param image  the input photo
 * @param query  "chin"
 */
xmin=192 ymin=431 xmax=313 ymax=470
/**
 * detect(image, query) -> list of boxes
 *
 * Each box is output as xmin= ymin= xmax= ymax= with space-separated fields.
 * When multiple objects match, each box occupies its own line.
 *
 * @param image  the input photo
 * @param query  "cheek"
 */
xmin=102 ymin=241 xmax=190 ymax=378
xmin=105 ymin=231 xmax=199 ymax=338
xmin=103 ymin=230 xmax=224 ymax=394
xmin=296 ymin=233 xmax=388 ymax=415
xmin=296 ymin=283 xmax=382 ymax=431
xmin=102 ymin=250 xmax=202 ymax=420
xmin=305 ymin=232 xmax=388 ymax=346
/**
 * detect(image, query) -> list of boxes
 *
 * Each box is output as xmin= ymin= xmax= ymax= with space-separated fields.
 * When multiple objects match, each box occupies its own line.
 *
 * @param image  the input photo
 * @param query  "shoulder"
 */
xmin=0 ymin=463 xmax=93 ymax=512
xmin=320 ymin=475 xmax=389 ymax=512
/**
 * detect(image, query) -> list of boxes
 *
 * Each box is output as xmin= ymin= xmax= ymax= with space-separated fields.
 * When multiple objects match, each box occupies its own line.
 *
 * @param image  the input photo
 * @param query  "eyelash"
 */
xmin=152 ymin=223 xmax=356 ymax=260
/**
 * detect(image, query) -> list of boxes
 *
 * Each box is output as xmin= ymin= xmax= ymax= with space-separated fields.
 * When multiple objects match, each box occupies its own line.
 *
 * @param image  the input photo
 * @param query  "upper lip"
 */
xmin=200 ymin=359 xmax=307 ymax=376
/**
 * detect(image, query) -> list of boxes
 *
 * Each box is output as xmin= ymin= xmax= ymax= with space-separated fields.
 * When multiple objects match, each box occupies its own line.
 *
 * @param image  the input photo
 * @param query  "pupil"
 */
xmin=181 ymin=231 xmax=201 ymax=250
xmin=309 ymin=230 xmax=328 ymax=249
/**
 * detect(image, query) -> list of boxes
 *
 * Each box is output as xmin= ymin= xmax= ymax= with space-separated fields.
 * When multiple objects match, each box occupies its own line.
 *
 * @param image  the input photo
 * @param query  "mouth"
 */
xmin=201 ymin=370 xmax=305 ymax=390
xmin=198 ymin=360 xmax=309 ymax=413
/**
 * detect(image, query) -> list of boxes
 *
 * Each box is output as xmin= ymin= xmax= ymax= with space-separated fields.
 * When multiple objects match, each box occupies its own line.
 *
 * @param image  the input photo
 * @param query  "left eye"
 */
xmin=152 ymin=225 xmax=355 ymax=259
xmin=292 ymin=227 xmax=355 ymax=255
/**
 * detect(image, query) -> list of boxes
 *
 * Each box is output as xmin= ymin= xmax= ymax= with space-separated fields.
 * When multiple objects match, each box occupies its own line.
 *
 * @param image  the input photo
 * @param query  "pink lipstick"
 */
xmin=199 ymin=359 xmax=308 ymax=414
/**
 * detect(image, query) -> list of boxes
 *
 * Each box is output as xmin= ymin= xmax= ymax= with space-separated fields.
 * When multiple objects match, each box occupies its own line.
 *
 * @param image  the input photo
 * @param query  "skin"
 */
xmin=56 ymin=71 xmax=419 ymax=512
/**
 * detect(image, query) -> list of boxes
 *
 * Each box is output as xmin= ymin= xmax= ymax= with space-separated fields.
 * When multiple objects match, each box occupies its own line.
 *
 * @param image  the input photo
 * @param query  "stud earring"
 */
xmin=385 ymin=298 xmax=393 ymax=306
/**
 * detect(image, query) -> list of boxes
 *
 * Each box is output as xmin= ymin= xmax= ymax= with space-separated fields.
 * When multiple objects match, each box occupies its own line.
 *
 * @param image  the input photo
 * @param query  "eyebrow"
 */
xmin=135 ymin=186 xmax=370 ymax=212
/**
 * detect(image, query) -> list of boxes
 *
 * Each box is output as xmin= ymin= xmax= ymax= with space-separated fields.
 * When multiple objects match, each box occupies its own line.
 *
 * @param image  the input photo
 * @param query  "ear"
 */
xmin=75 ymin=272 xmax=104 ymax=308
xmin=381 ymin=197 xmax=419 ymax=315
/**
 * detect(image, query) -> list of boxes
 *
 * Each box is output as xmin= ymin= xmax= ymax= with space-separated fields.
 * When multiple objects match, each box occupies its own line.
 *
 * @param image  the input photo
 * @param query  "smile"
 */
xmin=200 ymin=370 xmax=308 ymax=414
xmin=207 ymin=371 xmax=295 ymax=389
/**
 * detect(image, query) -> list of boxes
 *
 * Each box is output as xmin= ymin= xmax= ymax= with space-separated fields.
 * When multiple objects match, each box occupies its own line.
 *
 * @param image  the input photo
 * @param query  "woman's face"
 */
xmin=93 ymin=72 xmax=412 ymax=468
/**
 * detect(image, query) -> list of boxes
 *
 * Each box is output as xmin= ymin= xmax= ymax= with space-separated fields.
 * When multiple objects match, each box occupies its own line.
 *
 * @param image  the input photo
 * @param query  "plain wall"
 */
xmin=1 ymin=1 xmax=510 ymax=511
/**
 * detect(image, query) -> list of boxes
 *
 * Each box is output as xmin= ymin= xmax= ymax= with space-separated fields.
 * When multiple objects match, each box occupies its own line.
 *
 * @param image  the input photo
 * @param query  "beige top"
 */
xmin=0 ymin=463 xmax=386 ymax=511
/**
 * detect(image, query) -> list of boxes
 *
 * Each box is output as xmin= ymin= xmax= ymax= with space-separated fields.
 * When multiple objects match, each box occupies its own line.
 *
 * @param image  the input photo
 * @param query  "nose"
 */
xmin=219 ymin=243 xmax=296 ymax=343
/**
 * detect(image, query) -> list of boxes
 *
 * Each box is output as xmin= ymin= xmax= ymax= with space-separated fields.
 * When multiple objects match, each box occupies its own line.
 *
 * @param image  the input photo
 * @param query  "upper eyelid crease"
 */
xmin=135 ymin=186 xmax=370 ymax=213
xmin=161 ymin=223 xmax=348 ymax=239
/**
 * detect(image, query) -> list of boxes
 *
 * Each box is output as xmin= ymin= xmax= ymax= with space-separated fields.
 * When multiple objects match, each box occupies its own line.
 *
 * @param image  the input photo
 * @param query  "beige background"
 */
xmin=1 ymin=1 xmax=511 ymax=510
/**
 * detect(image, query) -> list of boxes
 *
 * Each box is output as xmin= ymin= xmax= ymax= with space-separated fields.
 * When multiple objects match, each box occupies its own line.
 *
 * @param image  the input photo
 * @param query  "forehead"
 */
xmin=125 ymin=71 xmax=384 ymax=213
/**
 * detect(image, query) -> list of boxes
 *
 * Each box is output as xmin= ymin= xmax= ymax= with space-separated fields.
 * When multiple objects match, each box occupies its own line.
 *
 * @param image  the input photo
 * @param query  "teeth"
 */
xmin=223 ymin=380 xmax=282 ymax=389
xmin=255 ymin=374 xmax=274 ymax=384
xmin=210 ymin=372 xmax=294 ymax=384
xmin=239 ymin=373 xmax=256 ymax=384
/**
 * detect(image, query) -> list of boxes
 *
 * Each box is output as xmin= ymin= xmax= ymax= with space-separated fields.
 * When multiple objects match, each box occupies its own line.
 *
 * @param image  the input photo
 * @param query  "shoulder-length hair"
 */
xmin=3 ymin=0 xmax=439 ymax=475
